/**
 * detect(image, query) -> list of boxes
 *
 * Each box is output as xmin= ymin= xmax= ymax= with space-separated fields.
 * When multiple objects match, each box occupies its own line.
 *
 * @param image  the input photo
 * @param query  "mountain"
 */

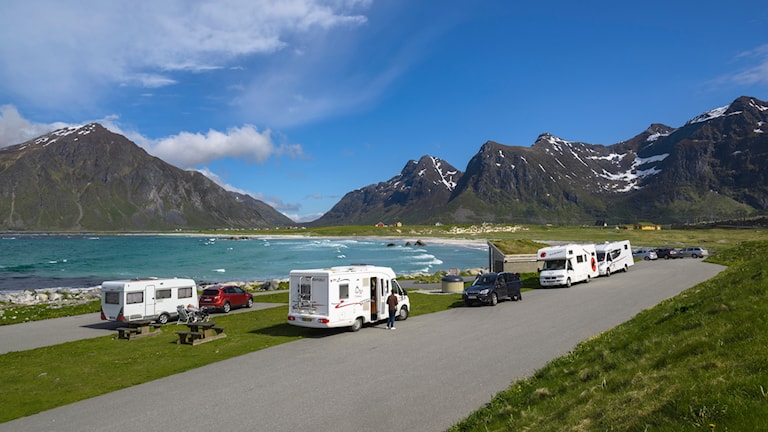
xmin=315 ymin=96 xmax=768 ymax=225
xmin=310 ymin=155 xmax=462 ymax=226
xmin=0 ymin=123 xmax=294 ymax=231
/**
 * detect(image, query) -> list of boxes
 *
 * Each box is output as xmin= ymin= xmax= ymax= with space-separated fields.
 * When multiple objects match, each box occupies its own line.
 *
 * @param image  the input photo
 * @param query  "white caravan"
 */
xmin=100 ymin=278 xmax=198 ymax=324
xmin=595 ymin=240 xmax=634 ymax=276
xmin=287 ymin=265 xmax=410 ymax=332
xmin=537 ymin=244 xmax=598 ymax=288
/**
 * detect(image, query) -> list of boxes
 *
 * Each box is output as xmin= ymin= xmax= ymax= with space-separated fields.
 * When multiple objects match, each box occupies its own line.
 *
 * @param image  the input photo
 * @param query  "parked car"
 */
xmin=199 ymin=285 xmax=254 ymax=313
xmin=463 ymin=272 xmax=522 ymax=306
xmin=678 ymin=246 xmax=709 ymax=258
xmin=632 ymin=248 xmax=658 ymax=260
xmin=654 ymin=248 xmax=680 ymax=259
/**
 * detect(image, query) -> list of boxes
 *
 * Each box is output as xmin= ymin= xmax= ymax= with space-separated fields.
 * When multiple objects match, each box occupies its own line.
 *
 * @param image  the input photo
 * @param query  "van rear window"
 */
xmin=105 ymin=292 xmax=120 ymax=304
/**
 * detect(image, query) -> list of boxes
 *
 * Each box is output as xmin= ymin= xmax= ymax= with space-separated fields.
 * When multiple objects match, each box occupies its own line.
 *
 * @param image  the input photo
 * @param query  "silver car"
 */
xmin=678 ymin=247 xmax=709 ymax=258
xmin=632 ymin=248 xmax=658 ymax=260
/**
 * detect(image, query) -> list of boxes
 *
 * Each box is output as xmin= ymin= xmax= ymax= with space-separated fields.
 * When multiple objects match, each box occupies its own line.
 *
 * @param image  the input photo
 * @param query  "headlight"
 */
xmin=479 ymin=289 xmax=489 ymax=295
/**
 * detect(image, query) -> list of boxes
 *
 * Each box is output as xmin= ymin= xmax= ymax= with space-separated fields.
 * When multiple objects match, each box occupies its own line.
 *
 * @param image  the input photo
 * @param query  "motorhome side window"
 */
xmin=126 ymin=291 xmax=144 ymax=304
xmin=339 ymin=282 xmax=349 ymax=300
xmin=156 ymin=289 xmax=172 ymax=300
xmin=178 ymin=287 xmax=193 ymax=299
xmin=105 ymin=292 xmax=120 ymax=304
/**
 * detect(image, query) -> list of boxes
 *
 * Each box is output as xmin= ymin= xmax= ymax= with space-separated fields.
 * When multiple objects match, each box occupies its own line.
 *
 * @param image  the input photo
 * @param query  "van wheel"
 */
xmin=624 ymin=264 xmax=629 ymax=272
xmin=222 ymin=302 xmax=231 ymax=313
xmin=565 ymin=278 xmax=572 ymax=288
xmin=157 ymin=313 xmax=169 ymax=325
xmin=490 ymin=293 xmax=498 ymax=306
xmin=397 ymin=306 xmax=409 ymax=321
xmin=350 ymin=317 xmax=363 ymax=332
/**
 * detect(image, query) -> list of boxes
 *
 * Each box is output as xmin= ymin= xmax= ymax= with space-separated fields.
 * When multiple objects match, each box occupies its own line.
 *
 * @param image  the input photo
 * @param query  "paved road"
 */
xmin=1 ymin=259 xmax=725 ymax=432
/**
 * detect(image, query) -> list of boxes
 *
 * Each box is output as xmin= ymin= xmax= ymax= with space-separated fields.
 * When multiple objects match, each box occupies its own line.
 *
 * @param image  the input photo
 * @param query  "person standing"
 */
xmin=386 ymin=290 xmax=399 ymax=330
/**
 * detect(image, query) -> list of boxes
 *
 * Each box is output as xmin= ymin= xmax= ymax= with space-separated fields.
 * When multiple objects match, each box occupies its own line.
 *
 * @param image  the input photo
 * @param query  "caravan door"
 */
xmin=144 ymin=284 xmax=156 ymax=318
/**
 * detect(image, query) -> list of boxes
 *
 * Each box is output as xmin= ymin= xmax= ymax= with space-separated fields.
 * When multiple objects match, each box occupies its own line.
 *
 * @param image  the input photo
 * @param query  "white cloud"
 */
xmin=148 ymin=125 xmax=303 ymax=167
xmin=0 ymin=0 xmax=371 ymax=108
xmin=0 ymin=105 xmax=68 ymax=147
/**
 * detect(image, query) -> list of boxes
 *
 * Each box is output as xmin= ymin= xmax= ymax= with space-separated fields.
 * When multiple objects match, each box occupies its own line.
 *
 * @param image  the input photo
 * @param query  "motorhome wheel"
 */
xmin=350 ymin=317 xmax=363 ymax=332
xmin=398 ymin=306 xmax=409 ymax=321
xmin=157 ymin=313 xmax=169 ymax=325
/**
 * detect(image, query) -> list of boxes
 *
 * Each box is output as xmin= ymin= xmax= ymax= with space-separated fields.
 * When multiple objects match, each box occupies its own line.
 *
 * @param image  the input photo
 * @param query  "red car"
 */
xmin=199 ymin=285 xmax=254 ymax=313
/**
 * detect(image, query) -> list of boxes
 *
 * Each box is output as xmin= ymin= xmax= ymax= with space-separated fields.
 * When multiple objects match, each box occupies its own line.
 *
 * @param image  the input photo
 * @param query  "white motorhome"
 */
xmin=537 ymin=244 xmax=598 ymax=288
xmin=287 ymin=265 xmax=410 ymax=332
xmin=100 ymin=278 xmax=198 ymax=324
xmin=595 ymin=240 xmax=634 ymax=276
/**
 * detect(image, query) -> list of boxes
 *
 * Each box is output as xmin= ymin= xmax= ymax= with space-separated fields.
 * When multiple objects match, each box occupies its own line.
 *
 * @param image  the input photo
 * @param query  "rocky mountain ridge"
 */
xmin=317 ymin=95 xmax=768 ymax=225
xmin=0 ymin=124 xmax=293 ymax=231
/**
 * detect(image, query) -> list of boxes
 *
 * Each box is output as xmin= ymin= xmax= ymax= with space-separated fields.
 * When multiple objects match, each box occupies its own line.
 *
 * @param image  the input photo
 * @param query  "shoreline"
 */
xmin=1 ymin=235 xmax=492 ymax=306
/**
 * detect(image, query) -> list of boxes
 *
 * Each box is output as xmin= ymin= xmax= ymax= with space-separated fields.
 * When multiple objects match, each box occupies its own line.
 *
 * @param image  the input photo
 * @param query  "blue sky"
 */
xmin=1 ymin=1 xmax=767 ymax=222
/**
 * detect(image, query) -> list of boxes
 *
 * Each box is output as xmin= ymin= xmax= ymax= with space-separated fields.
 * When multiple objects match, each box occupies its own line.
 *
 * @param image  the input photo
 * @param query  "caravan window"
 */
xmin=576 ymin=255 xmax=585 ymax=263
xmin=105 ymin=292 xmax=120 ymax=304
xmin=156 ymin=289 xmax=172 ymax=300
xmin=339 ymin=282 xmax=349 ymax=300
xmin=178 ymin=287 xmax=193 ymax=299
xmin=126 ymin=291 xmax=144 ymax=304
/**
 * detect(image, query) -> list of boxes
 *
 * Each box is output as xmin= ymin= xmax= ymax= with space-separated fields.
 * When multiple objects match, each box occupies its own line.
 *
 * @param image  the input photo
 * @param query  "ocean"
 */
xmin=0 ymin=234 xmax=489 ymax=292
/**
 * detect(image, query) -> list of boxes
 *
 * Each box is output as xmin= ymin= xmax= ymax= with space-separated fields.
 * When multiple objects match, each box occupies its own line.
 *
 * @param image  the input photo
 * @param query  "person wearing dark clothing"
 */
xmin=386 ymin=291 xmax=399 ymax=330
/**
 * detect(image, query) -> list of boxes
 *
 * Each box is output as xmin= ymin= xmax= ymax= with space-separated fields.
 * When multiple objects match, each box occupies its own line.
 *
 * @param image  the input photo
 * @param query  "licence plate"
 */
xmin=301 ymin=317 xmax=312 ymax=322
xmin=467 ymin=295 xmax=477 ymax=299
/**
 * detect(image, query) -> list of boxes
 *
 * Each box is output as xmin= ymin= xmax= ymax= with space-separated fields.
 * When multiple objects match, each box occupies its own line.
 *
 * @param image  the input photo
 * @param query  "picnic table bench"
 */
xmin=176 ymin=321 xmax=226 ymax=345
xmin=115 ymin=320 xmax=163 ymax=340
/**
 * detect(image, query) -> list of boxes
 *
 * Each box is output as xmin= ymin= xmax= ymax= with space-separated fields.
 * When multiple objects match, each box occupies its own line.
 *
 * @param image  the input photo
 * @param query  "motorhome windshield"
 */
xmin=596 ymin=252 xmax=607 ymax=261
xmin=542 ymin=259 xmax=567 ymax=270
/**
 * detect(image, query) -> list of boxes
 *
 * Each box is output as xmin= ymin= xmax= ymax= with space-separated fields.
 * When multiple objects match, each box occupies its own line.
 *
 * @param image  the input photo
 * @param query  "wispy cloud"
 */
xmin=0 ymin=0 xmax=371 ymax=110
xmin=722 ymin=44 xmax=768 ymax=86
xmin=731 ymin=44 xmax=768 ymax=85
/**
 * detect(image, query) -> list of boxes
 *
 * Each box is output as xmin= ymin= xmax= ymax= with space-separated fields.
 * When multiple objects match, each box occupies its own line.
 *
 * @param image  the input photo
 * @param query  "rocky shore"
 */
xmin=0 ymin=279 xmax=287 ymax=310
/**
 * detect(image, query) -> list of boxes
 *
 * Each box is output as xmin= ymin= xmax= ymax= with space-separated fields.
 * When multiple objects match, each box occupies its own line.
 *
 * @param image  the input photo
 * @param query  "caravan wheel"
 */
xmin=157 ymin=313 xmax=169 ymax=325
xmin=350 ymin=317 xmax=363 ymax=332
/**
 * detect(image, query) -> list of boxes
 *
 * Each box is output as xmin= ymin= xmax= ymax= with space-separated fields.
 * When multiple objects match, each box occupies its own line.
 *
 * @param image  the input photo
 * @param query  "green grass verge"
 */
xmin=0 ymin=290 xmax=456 ymax=423
xmin=448 ymin=240 xmax=768 ymax=431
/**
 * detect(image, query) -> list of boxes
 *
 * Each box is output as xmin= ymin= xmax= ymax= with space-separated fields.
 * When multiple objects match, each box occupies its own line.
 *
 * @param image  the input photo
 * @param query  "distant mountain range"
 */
xmin=0 ymin=124 xmax=293 ymax=231
xmin=312 ymin=95 xmax=768 ymax=226
xmin=1 ymin=96 xmax=766 ymax=231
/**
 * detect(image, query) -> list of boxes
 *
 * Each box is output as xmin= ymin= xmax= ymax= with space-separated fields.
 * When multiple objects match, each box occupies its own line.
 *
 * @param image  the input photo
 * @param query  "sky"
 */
xmin=0 ymin=1 xmax=767 ymax=223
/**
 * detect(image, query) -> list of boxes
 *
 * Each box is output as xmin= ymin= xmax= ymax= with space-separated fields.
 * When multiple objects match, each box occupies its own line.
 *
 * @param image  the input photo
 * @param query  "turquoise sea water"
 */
xmin=0 ymin=235 xmax=488 ymax=292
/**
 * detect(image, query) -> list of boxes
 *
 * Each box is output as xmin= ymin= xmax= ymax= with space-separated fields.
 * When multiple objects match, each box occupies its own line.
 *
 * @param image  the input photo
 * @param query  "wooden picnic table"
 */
xmin=115 ymin=319 xmax=163 ymax=340
xmin=175 ymin=321 xmax=226 ymax=345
